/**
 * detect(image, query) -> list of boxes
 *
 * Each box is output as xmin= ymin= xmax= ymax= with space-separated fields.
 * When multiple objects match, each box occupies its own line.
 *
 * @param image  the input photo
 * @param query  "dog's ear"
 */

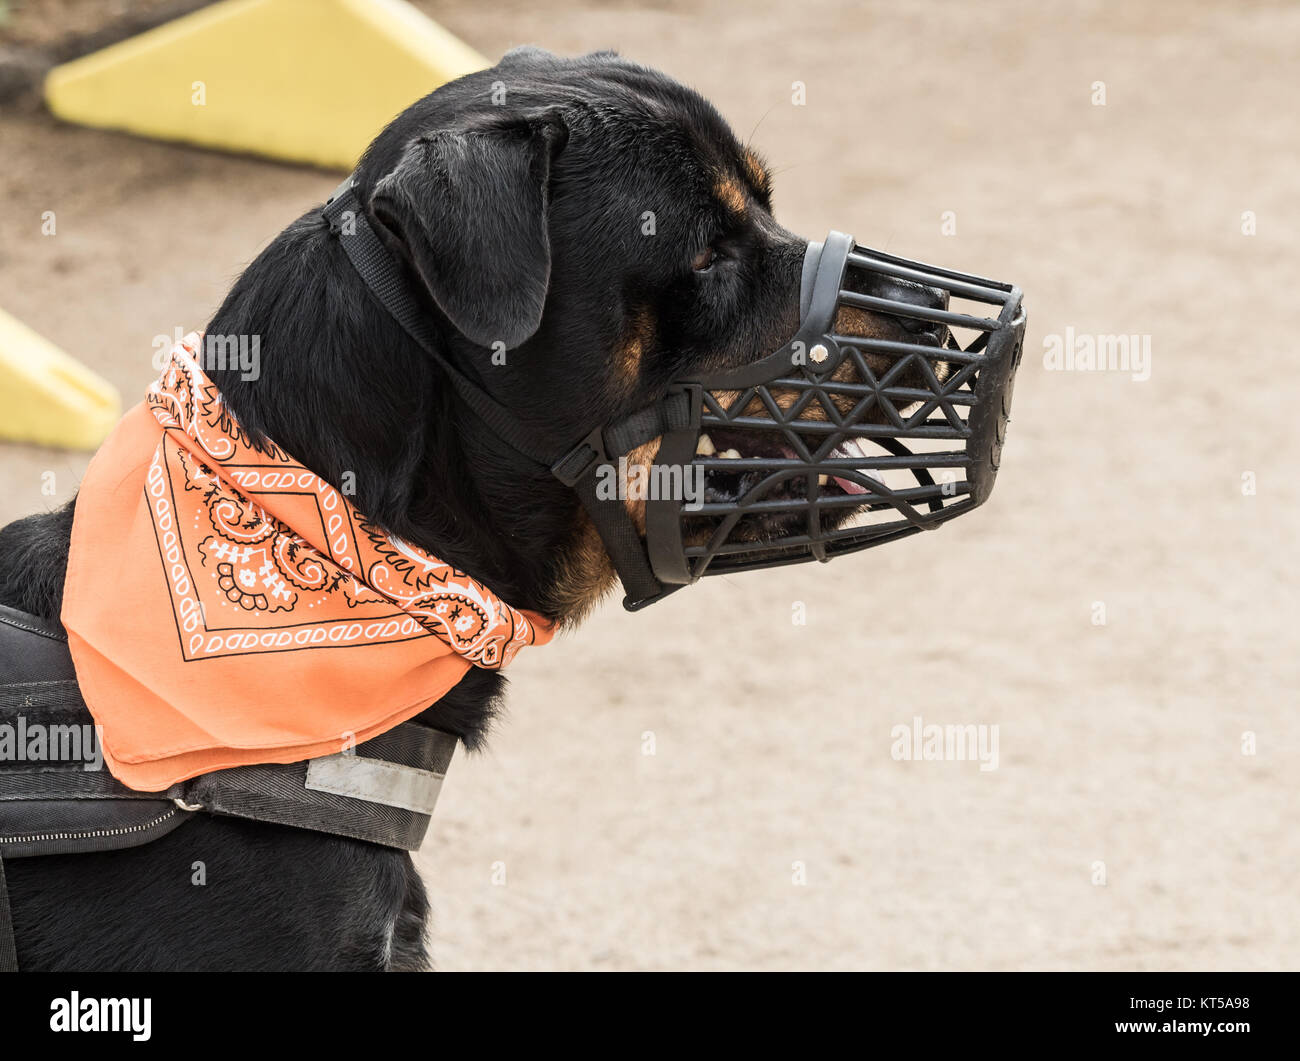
xmin=370 ymin=111 xmax=567 ymax=349
xmin=498 ymin=45 xmax=559 ymax=68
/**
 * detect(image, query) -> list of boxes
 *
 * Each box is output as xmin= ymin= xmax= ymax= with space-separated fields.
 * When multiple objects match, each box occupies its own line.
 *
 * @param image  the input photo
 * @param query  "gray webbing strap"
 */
xmin=306 ymin=753 xmax=446 ymax=815
xmin=177 ymin=724 xmax=457 ymax=851
xmin=0 ymin=856 xmax=17 ymax=971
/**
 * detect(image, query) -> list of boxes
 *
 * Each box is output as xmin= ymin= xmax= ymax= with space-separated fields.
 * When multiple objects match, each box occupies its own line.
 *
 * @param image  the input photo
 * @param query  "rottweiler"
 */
xmin=0 ymin=47 xmax=946 ymax=970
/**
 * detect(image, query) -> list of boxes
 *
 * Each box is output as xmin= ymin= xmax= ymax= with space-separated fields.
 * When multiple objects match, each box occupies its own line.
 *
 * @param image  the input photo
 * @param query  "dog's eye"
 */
xmin=691 ymin=246 xmax=717 ymax=272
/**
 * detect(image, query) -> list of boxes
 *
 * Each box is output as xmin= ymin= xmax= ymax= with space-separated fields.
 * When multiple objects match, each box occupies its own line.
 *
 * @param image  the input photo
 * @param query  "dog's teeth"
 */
xmin=695 ymin=433 xmax=715 ymax=456
xmin=720 ymin=448 xmax=741 ymax=460
xmin=818 ymin=474 xmax=829 ymax=486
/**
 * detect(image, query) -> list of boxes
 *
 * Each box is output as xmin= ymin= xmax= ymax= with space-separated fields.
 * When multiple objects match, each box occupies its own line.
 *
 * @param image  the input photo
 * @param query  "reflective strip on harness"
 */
xmin=0 ymin=603 xmax=459 ymax=855
xmin=306 ymin=754 xmax=446 ymax=816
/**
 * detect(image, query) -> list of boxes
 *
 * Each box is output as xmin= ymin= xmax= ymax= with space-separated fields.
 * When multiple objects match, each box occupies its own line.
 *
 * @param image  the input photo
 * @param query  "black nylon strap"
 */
xmin=178 ymin=724 xmax=456 ymax=851
xmin=605 ymin=390 xmax=693 ymax=456
xmin=321 ymin=178 xmax=673 ymax=607
xmin=323 ymin=184 xmax=559 ymax=467
xmin=573 ymin=473 xmax=663 ymax=604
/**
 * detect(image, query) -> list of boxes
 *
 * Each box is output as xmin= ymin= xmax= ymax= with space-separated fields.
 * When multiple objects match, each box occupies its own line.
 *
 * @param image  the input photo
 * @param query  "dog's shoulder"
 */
xmin=0 ymin=498 xmax=75 ymax=622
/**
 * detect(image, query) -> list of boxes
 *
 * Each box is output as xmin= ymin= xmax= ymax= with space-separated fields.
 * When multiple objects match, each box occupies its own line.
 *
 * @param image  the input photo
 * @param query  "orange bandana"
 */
xmin=63 ymin=334 xmax=553 ymax=790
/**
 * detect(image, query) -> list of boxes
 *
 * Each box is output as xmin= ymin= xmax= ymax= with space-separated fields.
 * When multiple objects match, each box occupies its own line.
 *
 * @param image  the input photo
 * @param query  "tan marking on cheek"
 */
xmin=616 ymin=307 xmax=655 ymax=383
xmin=544 ymin=510 xmax=617 ymax=627
xmin=835 ymin=306 xmax=955 ymax=385
xmin=619 ymin=437 xmax=661 ymax=533
xmin=703 ymin=310 xmax=893 ymax=418
xmin=708 ymin=355 xmax=876 ymax=423
xmin=833 ymin=306 xmax=900 ymax=380
xmin=704 ymin=304 xmax=959 ymax=433
xmin=714 ymin=176 xmax=747 ymax=216
xmin=833 ymin=305 xmax=893 ymax=340
xmin=544 ymin=437 xmax=663 ymax=624
xmin=709 ymin=384 xmax=848 ymax=421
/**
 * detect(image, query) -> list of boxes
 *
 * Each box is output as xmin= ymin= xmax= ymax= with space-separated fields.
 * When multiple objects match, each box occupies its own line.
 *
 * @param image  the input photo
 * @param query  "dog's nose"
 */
xmin=870 ymin=275 xmax=950 ymax=344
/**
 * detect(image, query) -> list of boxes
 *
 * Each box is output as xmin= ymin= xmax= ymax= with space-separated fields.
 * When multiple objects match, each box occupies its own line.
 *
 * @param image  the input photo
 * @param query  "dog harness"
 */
xmin=60 ymin=335 xmax=552 ymax=791
xmin=0 ymin=601 xmax=459 ymax=971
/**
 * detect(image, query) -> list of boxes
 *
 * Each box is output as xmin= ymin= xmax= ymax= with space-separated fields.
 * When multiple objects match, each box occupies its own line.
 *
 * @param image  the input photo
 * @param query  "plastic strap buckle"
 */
xmin=622 ymin=583 xmax=687 ymax=612
xmin=322 ymin=176 xmax=356 ymax=234
xmin=550 ymin=427 xmax=608 ymax=487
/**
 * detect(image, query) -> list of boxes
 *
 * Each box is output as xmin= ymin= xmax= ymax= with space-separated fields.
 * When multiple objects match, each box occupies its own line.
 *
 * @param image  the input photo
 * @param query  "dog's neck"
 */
xmin=204 ymin=212 xmax=617 ymax=630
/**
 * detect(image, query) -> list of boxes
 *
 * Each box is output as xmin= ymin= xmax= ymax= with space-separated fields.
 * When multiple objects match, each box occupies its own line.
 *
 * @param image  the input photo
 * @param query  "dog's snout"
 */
xmin=850 ymin=272 xmax=950 ymax=344
xmin=842 ymin=271 xmax=956 ymax=345
xmin=870 ymin=275 xmax=948 ymax=312
xmin=876 ymin=277 xmax=949 ymax=331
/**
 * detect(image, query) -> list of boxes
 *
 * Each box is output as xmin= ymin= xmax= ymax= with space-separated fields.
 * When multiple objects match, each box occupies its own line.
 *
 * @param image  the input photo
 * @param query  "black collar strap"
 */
xmin=322 ymin=176 xmax=678 ymax=609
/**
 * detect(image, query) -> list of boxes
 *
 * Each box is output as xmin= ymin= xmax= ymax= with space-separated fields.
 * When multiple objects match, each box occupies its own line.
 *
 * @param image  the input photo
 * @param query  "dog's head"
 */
xmin=212 ymin=49 xmax=962 ymax=628
xmin=340 ymin=49 xmax=952 ymax=610
xmin=359 ymin=48 xmax=807 ymax=435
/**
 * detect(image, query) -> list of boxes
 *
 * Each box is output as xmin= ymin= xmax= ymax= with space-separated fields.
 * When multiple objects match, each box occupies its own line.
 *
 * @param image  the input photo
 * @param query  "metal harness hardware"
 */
xmin=0 ymin=604 xmax=457 ymax=971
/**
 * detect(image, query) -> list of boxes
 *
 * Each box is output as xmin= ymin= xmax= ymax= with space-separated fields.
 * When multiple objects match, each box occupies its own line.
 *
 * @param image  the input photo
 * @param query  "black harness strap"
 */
xmin=0 ymin=604 xmax=459 ymax=971
xmin=573 ymin=472 xmax=662 ymax=604
xmin=605 ymin=390 xmax=693 ymax=457
xmin=0 ymin=857 xmax=17 ymax=972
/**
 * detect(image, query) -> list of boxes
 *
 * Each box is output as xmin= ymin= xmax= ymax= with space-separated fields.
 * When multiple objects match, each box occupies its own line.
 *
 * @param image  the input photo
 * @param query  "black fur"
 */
xmin=0 ymin=48 xmax=810 ymax=970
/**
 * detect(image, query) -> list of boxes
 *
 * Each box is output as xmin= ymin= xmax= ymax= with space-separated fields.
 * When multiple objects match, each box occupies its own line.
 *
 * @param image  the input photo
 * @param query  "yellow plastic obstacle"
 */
xmin=44 ymin=0 xmax=487 ymax=171
xmin=0 ymin=309 xmax=121 ymax=451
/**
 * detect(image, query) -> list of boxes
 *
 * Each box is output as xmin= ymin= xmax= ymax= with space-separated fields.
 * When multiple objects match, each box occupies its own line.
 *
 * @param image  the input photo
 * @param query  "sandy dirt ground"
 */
xmin=1 ymin=0 xmax=1297 ymax=970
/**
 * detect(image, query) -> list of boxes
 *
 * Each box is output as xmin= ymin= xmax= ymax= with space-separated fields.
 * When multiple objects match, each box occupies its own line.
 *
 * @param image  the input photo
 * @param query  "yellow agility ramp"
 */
xmin=44 ymin=0 xmax=487 ymax=171
xmin=0 ymin=309 xmax=121 ymax=451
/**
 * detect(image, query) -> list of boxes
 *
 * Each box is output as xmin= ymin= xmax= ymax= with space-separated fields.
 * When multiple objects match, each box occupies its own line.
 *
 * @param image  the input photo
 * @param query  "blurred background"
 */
xmin=1 ymin=0 xmax=1296 ymax=969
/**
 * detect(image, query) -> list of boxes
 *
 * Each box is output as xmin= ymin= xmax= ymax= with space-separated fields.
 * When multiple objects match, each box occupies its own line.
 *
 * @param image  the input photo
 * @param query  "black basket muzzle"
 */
xmin=626 ymin=231 xmax=1026 ymax=602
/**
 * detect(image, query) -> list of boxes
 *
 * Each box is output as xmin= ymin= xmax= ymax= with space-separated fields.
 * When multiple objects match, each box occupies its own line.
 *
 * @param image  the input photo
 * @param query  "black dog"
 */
xmin=0 ymin=48 xmax=940 ymax=970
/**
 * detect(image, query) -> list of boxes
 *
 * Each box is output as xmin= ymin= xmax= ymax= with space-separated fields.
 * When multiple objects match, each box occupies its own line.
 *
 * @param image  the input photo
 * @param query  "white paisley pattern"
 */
xmin=143 ymin=334 xmax=547 ymax=666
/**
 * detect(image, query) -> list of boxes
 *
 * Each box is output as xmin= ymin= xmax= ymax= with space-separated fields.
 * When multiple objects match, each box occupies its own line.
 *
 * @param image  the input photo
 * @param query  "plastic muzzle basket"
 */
xmin=644 ymin=230 xmax=1028 ymax=585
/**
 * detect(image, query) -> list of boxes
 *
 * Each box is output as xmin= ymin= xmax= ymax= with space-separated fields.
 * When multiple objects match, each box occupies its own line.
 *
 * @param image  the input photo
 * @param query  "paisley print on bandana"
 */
xmin=61 ymin=333 xmax=553 ymax=790
xmin=143 ymin=336 xmax=542 ymax=667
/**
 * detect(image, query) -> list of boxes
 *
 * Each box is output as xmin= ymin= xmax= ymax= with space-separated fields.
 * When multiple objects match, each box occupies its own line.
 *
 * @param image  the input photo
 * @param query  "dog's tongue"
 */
xmin=831 ymin=438 xmax=880 ymax=495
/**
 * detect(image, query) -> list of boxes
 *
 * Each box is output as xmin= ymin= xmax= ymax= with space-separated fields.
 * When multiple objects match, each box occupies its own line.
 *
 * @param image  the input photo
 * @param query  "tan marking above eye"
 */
xmin=713 ymin=176 xmax=748 ymax=216
xmin=741 ymin=149 xmax=772 ymax=198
